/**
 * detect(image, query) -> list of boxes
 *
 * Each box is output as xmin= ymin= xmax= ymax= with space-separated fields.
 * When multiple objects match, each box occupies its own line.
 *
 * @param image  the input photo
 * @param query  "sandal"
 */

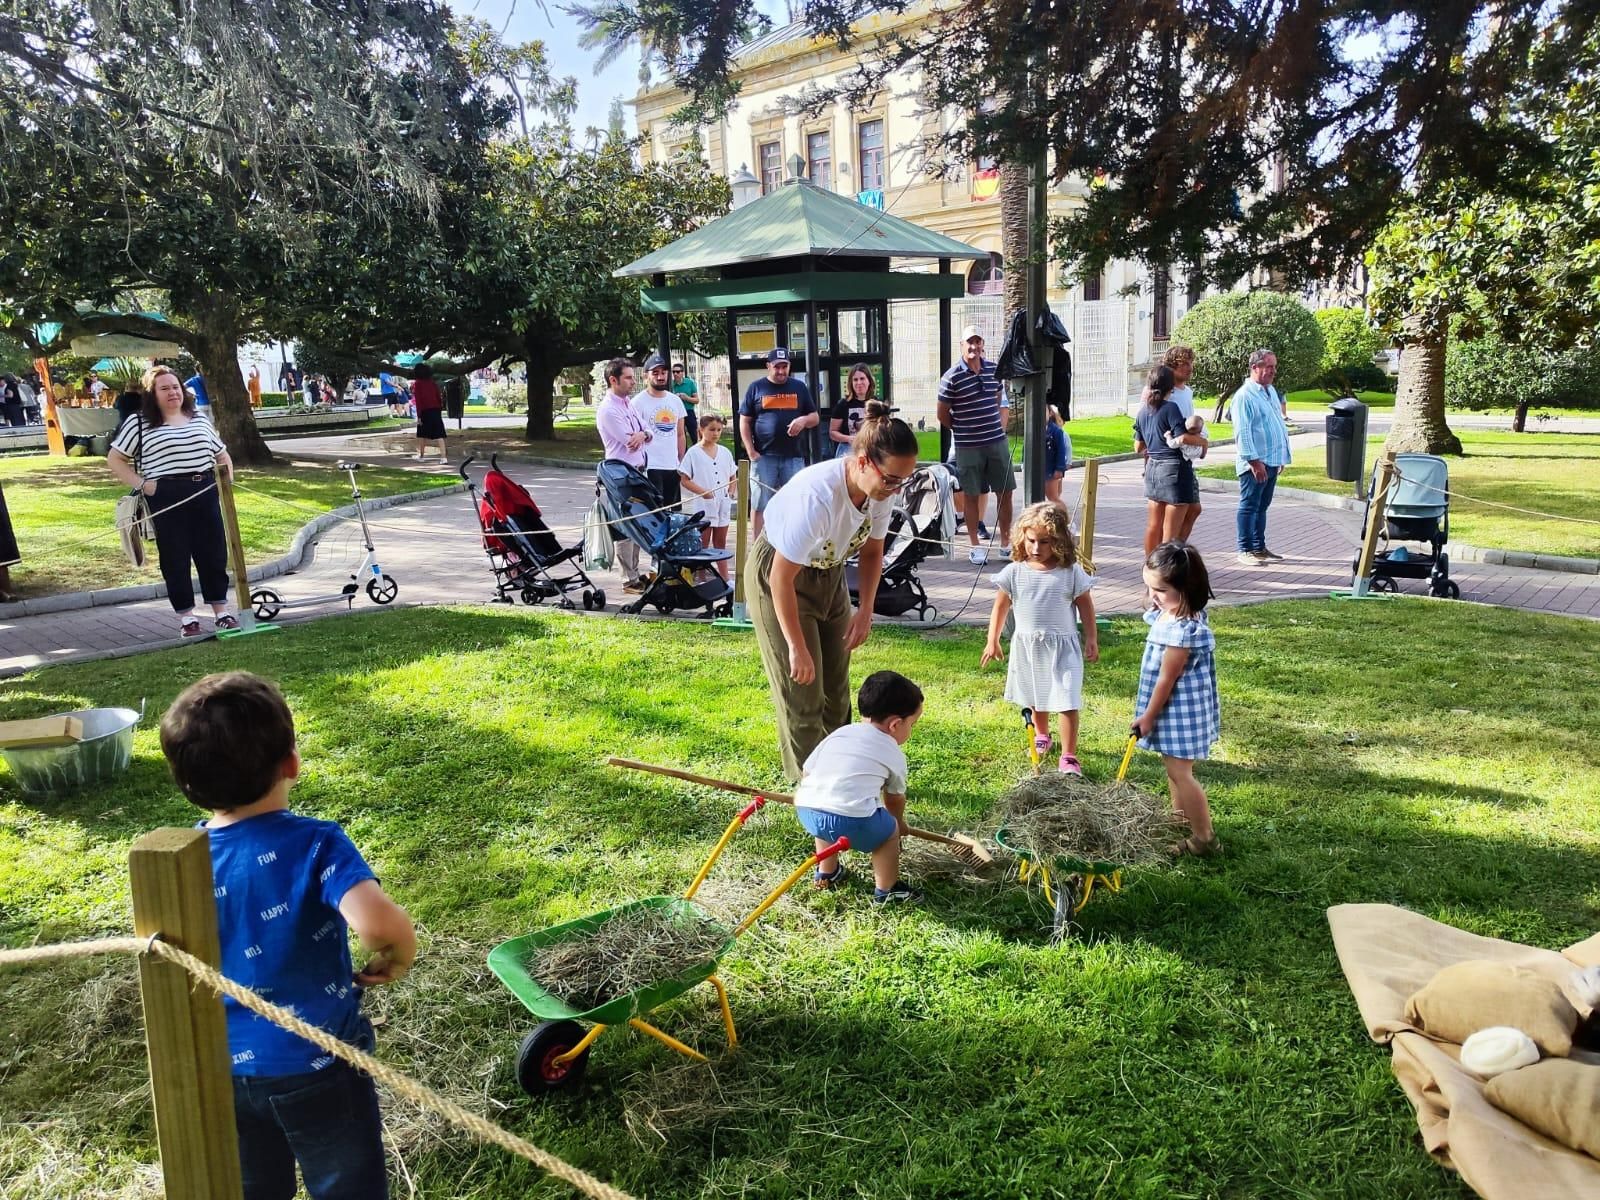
xmin=215 ymin=614 xmax=240 ymax=631
xmin=1170 ymin=835 xmax=1223 ymax=859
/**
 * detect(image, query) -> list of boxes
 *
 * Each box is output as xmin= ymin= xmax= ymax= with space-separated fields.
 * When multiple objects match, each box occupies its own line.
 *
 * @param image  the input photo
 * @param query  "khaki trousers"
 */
xmin=746 ymin=536 xmax=853 ymax=781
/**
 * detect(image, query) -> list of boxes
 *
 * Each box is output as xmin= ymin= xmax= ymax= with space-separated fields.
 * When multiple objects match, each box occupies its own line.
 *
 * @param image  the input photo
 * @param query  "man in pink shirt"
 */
xmin=597 ymin=357 xmax=652 ymax=591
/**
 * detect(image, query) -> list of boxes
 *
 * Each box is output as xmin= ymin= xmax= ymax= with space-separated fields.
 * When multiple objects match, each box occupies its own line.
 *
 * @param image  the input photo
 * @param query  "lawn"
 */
xmin=3 ymin=602 xmax=1597 ymax=1199
xmin=0 ymin=455 xmax=454 ymax=600
xmin=1200 ymin=430 xmax=1600 ymax=559
xmin=1281 ymin=389 xmax=1598 ymax=420
xmin=912 ymin=417 xmax=1234 ymax=465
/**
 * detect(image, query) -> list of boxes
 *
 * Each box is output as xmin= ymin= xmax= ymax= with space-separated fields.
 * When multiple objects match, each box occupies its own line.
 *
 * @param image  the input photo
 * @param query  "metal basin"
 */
xmin=0 ymin=706 xmax=141 ymax=796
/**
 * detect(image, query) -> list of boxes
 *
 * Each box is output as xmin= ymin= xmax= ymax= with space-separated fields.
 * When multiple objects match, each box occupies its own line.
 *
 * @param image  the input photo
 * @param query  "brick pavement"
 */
xmin=3 ymin=447 xmax=1597 ymax=679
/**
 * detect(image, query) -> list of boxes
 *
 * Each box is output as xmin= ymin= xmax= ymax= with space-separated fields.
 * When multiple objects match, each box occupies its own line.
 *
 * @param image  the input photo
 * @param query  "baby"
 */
xmin=1165 ymin=414 xmax=1207 ymax=461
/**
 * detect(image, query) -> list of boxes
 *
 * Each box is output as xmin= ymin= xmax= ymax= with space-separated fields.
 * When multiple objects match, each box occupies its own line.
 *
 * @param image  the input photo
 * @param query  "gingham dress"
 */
xmin=992 ymin=561 xmax=1096 ymax=711
xmin=1134 ymin=609 xmax=1220 ymax=760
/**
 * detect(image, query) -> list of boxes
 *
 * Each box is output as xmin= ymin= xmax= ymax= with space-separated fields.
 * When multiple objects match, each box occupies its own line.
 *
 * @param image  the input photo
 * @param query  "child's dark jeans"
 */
xmin=233 ymin=1056 xmax=387 ymax=1200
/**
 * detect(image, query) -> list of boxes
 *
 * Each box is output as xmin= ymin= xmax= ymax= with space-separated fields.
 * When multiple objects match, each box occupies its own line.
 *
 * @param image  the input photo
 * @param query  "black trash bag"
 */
xmin=995 ymin=308 xmax=1037 ymax=380
xmin=1037 ymin=307 xmax=1071 ymax=347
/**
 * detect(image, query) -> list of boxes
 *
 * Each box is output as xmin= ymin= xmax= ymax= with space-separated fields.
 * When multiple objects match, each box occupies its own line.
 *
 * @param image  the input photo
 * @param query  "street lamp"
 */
xmin=729 ymin=163 xmax=761 ymax=209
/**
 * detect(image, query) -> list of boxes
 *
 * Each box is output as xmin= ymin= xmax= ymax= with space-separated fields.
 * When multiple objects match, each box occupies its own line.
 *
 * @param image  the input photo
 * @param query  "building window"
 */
xmin=1152 ymin=267 xmax=1171 ymax=339
xmin=858 ymin=119 xmax=885 ymax=192
xmin=759 ymin=141 xmax=783 ymax=194
xmin=967 ymin=252 xmax=1004 ymax=296
xmin=1082 ymin=274 xmax=1103 ymax=303
xmin=806 ymin=131 xmax=832 ymax=190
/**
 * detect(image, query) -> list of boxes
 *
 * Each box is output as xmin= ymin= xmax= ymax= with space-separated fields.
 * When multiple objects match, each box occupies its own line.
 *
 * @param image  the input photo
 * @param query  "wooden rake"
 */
xmin=606 ymin=757 xmax=994 ymax=869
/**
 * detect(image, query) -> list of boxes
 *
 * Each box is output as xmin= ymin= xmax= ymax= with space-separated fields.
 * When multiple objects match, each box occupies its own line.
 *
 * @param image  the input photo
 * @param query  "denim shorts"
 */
xmin=795 ymin=805 xmax=898 ymax=854
xmin=752 ymin=454 xmax=805 ymax=511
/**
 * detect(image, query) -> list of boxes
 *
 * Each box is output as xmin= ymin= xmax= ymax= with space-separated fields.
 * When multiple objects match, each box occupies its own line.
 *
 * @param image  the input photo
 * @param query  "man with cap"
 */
xmin=670 ymin=361 xmax=699 ymax=443
xmin=739 ymin=347 xmax=819 ymax=538
xmin=632 ymin=352 xmax=687 ymax=508
xmin=937 ymin=325 xmax=1013 ymax=563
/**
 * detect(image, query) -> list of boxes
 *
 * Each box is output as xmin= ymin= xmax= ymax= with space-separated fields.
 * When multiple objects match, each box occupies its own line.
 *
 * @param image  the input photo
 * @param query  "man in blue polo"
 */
xmin=740 ymin=347 xmax=819 ymax=538
xmin=937 ymin=325 xmax=1012 ymax=564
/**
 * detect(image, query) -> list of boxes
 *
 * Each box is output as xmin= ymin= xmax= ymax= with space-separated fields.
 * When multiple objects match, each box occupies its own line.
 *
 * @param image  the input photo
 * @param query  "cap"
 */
xmin=960 ymin=325 xmax=983 ymax=342
xmin=642 ymin=352 xmax=668 ymax=372
xmin=765 ymin=347 xmax=791 ymax=364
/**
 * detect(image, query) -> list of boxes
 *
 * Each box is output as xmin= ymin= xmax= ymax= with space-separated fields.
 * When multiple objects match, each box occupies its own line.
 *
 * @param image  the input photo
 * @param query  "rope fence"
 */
xmin=1388 ymin=463 xmax=1600 ymax=528
xmin=0 ymin=935 xmax=638 ymax=1200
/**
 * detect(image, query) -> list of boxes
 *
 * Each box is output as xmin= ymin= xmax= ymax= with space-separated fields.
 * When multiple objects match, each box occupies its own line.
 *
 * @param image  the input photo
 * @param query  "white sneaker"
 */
xmin=968 ymin=546 xmax=989 ymax=565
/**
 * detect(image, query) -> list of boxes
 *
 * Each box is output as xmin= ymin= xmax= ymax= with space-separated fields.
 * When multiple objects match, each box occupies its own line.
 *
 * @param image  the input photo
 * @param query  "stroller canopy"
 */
xmin=1388 ymin=454 xmax=1449 ymax=519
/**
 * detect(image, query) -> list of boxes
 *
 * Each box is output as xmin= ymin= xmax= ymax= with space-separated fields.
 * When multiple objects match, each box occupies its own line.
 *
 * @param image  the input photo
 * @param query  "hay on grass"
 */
xmin=618 ymin=1058 xmax=783 ymax=1147
xmin=986 ymin=773 xmax=1188 ymax=867
xmin=523 ymin=906 xmax=729 ymax=1013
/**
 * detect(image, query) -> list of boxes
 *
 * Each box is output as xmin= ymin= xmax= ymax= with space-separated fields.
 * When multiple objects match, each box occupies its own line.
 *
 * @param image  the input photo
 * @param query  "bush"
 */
xmin=1314 ymin=307 xmax=1384 ymax=393
xmin=484 ymin=379 xmax=524 ymax=413
xmin=1445 ymin=335 xmax=1600 ymax=412
xmin=1338 ymin=364 xmax=1395 ymax=394
xmin=1171 ymin=291 xmax=1325 ymax=399
xmin=258 ymin=391 xmax=289 ymax=407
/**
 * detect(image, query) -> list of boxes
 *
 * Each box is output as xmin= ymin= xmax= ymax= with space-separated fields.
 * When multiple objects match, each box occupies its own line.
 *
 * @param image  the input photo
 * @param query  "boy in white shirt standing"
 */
xmin=793 ymin=671 xmax=925 ymax=904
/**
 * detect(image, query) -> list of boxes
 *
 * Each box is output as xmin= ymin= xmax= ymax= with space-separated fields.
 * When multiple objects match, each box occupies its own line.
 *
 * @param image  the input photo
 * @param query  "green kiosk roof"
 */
xmin=615 ymin=176 xmax=987 ymax=278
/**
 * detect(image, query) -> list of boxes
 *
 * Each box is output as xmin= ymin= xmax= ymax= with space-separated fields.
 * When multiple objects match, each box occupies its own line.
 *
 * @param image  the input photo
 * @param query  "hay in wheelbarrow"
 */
xmin=986 ymin=773 xmax=1187 ymax=868
xmin=523 ymin=904 xmax=729 ymax=1013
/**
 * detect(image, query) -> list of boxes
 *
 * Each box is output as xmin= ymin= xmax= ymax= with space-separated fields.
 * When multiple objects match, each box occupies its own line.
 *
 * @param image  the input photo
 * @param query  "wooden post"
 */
xmin=214 ymin=471 xmax=253 ymax=625
xmin=1078 ymin=458 xmax=1100 ymax=569
xmin=129 ymin=828 xmax=244 ymax=1200
xmin=1351 ymin=451 xmax=1396 ymax=598
xmin=732 ymin=458 xmax=751 ymax=616
xmin=34 ymin=357 xmax=66 ymax=456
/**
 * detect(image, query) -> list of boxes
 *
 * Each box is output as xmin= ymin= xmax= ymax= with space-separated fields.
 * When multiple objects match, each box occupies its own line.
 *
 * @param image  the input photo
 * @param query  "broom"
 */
xmin=606 ymin=757 xmax=994 ymax=869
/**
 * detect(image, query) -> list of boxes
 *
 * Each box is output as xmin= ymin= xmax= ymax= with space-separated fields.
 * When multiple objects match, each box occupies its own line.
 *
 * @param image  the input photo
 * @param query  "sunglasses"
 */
xmin=866 ymin=457 xmax=912 ymax=490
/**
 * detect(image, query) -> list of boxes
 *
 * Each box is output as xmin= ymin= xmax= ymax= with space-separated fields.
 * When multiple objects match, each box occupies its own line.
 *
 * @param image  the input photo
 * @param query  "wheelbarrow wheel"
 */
xmin=516 ymin=1021 xmax=590 ymax=1096
xmin=1049 ymin=873 xmax=1084 ymax=945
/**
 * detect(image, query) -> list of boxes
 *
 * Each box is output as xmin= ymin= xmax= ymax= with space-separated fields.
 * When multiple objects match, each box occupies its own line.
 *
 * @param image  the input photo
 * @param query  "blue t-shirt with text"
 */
xmin=740 ymin=375 xmax=815 ymax=457
xmin=204 ymin=810 xmax=376 ymax=1077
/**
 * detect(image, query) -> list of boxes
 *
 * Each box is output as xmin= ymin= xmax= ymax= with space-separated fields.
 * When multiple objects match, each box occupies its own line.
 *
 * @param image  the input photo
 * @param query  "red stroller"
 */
xmin=461 ymin=455 xmax=605 ymax=610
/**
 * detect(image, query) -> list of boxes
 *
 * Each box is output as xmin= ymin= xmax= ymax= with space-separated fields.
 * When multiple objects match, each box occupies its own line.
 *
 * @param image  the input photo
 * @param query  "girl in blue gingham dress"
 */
xmin=1133 ymin=542 xmax=1222 ymax=857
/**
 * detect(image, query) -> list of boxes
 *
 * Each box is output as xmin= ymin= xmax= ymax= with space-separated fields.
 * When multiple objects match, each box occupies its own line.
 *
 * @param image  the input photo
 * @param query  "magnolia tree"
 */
xmin=1170 ymin=293 xmax=1325 ymax=402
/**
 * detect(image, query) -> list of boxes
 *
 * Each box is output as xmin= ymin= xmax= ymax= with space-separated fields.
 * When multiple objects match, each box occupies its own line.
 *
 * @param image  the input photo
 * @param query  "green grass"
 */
xmin=0 ymin=455 xmax=451 ymax=600
xmin=1200 ymin=430 xmax=1600 ymax=559
xmin=3 ymin=603 xmax=1597 ymax=1198
xmin=1282 ymin=389 xmax=1598 ymax=420
xmin=915 ymin=416 xmax=1235 ymax=464
xmin=1283 ymin=389 xmax=1400 ymax=411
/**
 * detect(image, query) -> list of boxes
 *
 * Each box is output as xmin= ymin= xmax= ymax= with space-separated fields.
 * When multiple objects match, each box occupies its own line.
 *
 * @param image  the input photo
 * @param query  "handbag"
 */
xmin=581 ymin=496 xmax=614 ymax=571
xmin=115 ymin=419 xmax=155 ymax=567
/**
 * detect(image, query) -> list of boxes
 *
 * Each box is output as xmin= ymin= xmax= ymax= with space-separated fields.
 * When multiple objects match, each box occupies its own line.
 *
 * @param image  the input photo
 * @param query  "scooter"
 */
xmin=249 ymin=462 xmax=399 ymax=620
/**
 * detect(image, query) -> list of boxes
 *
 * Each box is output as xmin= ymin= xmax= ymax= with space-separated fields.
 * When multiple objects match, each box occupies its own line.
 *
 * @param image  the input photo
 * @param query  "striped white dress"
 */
xmin=992 ymin=561 xmax=1096 ymax=711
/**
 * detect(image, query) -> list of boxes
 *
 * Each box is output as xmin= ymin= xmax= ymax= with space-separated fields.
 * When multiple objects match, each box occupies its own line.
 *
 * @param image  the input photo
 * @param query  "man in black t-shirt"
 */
xmin=739 ymin=347 xmax=818 ymax=537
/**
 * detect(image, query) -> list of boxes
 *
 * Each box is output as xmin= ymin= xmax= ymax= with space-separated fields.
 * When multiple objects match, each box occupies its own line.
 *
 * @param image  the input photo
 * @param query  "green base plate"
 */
xmin=217 ymin=623 xmax=282 ymax=639
xmin=711 ymin=617 xmax=754 ymax=629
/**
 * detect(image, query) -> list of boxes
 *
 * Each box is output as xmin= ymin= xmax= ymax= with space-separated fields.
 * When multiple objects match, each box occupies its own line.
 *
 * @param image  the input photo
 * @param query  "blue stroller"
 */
xmin=1353 ymin=453 xmax=1460 ymax=598
xmin=596 ymin=460 xmax=733 ymax=617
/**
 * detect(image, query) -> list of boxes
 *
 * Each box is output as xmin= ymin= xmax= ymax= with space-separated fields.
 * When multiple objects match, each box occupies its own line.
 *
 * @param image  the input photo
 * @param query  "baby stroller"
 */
xmin=596 ymin=459 xmax=732 ymax=617
xmin=847 ymin=464 xmax=953 ymax=622
xmin=1353 ymin=453 xmax=1459 ymax=599
xmin=462 ymin=455 xmax=606 ymax=610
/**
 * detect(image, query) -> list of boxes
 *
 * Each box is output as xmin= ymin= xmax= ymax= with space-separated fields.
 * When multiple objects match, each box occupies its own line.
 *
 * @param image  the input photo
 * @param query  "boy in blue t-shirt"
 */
xmin=160 ymin=671 xmax=415 ymax=1200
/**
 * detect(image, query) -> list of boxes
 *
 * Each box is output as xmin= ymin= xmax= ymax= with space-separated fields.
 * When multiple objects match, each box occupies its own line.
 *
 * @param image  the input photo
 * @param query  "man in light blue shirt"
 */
xmin=1230 ymin=349 xmax=1292 ymax=564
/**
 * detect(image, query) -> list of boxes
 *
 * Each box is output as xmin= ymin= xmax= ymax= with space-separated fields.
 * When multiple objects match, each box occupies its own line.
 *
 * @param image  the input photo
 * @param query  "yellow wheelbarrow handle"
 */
xmin=1115 ymin=734 xmax=1137 ymax=782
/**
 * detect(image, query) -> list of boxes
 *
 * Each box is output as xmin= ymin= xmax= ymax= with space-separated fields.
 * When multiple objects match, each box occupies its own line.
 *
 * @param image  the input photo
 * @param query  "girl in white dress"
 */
xmin=981 ymin=502 xmax=1099 ymax=773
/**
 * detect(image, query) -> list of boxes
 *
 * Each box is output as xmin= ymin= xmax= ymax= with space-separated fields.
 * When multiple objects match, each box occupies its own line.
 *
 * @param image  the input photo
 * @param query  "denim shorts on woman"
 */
xmin=795 ymin=805 xmax=897 ymax=853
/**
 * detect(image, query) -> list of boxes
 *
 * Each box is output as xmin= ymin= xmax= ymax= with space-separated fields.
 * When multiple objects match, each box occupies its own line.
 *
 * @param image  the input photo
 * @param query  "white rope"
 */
xmin=12 ymin=480 xmax=220 ymax=560
xmin=1389 ymin=463 xmax=1600 ymax=527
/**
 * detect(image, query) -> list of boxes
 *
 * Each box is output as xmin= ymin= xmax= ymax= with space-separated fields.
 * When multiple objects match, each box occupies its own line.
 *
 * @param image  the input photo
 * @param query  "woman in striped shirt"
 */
xmin=108 ymin=367 xmax=238 ymax=637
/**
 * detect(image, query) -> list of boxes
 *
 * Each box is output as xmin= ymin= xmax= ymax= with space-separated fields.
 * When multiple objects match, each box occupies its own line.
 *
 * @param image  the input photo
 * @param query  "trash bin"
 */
xmin=1325 ymin=397 xmax=1369 ymax=482
xmin=444 ymin=378 xmax=466 ymax=421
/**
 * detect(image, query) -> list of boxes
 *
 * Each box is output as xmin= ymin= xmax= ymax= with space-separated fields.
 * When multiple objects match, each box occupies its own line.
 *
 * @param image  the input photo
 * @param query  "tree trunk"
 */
xmin=193 ymin=312 xmax=273 ymax=465
xmin=1386 ymin=312 xmax=1462 ymax=455
xmin=999 ymin=161 xmax=1030 ymax=436
xmin=1512 ymin=399 xmax=1529 ymax=434
xmin=522 ymin=340 xmax=558 ymax=441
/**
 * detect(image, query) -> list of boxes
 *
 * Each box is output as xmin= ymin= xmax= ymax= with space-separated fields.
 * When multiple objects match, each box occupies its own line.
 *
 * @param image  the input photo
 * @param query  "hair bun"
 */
xmin=864 ymin=400 xmax=894 ymax=420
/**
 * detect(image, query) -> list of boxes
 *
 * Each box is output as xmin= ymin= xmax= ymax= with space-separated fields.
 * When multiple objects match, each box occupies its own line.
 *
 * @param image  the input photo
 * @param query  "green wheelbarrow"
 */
xmin=994 ymin=827 xmax=1124 ymax=944
xmin=488 ymin=796 xmax=847 ymax=1096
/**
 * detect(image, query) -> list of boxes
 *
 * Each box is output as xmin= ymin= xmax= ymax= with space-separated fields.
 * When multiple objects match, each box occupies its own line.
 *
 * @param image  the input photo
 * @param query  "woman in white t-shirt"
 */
xmin=108 ymin=367 xmax=237 ymax=637
xmin=746 ymin=401 xmax=920 ymax=781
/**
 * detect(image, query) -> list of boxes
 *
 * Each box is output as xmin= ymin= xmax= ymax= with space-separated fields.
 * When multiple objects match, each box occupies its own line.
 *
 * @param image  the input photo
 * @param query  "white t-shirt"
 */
xmin=631 ymin=390 xmax=686 ymax=472
xmin=1170 ymin=386 xmax=1195 ymax=421
xmin=794 ymin=722 xmax=908 ymax=818
xmin=678 ymin=442 xmax=734 ymax=527
xmin=762 ymin=458 xmax=894 ymax=570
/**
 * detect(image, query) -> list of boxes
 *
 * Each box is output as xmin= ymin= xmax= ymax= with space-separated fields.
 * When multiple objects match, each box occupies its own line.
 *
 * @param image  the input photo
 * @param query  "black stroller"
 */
xmin=1352 ymin=452 xmax=1459 ymax=599
xmin=462 ymin=455 xmax=606 ymax=610
xmin=847 ymin=463 xmax=952 ymax=622
xmin=596 ymin=459 xmax=732 ymax=617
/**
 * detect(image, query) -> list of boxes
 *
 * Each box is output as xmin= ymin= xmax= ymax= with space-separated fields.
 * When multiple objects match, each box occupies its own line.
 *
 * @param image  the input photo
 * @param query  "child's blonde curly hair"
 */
xmin=1009 ymin=501 xmax=1077 ymax=567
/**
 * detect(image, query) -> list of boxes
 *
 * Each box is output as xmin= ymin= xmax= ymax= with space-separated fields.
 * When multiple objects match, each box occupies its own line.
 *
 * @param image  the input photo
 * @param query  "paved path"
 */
xmin=4 ymin=435 xmax=1598 ymax=678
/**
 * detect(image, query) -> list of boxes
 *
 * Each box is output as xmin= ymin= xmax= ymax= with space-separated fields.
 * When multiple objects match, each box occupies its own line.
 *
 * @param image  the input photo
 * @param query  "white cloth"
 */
xmin=794 ymin=722 xmax=908 ymax=818
xmin=678 ymin=442 xmax=734 ymax=528
xmin=763 ymin=458 xmax=894 ymax=570
xmin=1170 ymin=385 xmax=1195 ymax=421
xmin=1459 ymin=1027 xmax=1540 ymax=1079
xmin=631 ymin=390 xmax=686 ymax=472
xmin=1164 ymin=426 xmax=1206 ymax=461
xmin=992 ymin=560 xmax=1096 ymax=711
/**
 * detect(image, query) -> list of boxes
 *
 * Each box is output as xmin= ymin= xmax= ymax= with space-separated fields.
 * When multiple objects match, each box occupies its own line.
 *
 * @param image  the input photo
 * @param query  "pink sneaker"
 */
xmin=1058 ymin=754 xmax=1083 ymax=775
xmin=1032 ymin=733 xmax=1052 ymax=757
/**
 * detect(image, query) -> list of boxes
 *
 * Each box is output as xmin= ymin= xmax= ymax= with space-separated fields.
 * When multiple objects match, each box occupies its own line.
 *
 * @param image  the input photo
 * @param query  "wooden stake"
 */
xmin=1352 ymin=451 xmax=1396 ymax=597
xmin=34 ymin=357 xmax=66 ymax=456
xmin=215 ymin=471 xmax=252 ymax=622
xmin=732 ymin=458 xmax=750 ymax=608
xmin=129 ymin=828 xmax=243 ymax=1200
xmin=1079 ymin=458 xmax=1100 ymax=569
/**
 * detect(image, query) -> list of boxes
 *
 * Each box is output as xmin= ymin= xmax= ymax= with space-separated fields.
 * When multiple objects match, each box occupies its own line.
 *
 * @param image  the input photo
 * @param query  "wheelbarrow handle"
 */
xmin=733 ymin=837 xmax=850 ymax=937
xmin=683 ymin=794 xmax=769 ymax=902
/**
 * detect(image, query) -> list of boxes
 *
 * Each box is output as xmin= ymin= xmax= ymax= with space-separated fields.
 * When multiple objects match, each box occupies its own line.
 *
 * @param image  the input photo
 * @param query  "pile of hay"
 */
xmin=986 ymin=773 xmax=1187 ymax=867
xmin=524 ymin=905 xmax=728 ymax=1012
